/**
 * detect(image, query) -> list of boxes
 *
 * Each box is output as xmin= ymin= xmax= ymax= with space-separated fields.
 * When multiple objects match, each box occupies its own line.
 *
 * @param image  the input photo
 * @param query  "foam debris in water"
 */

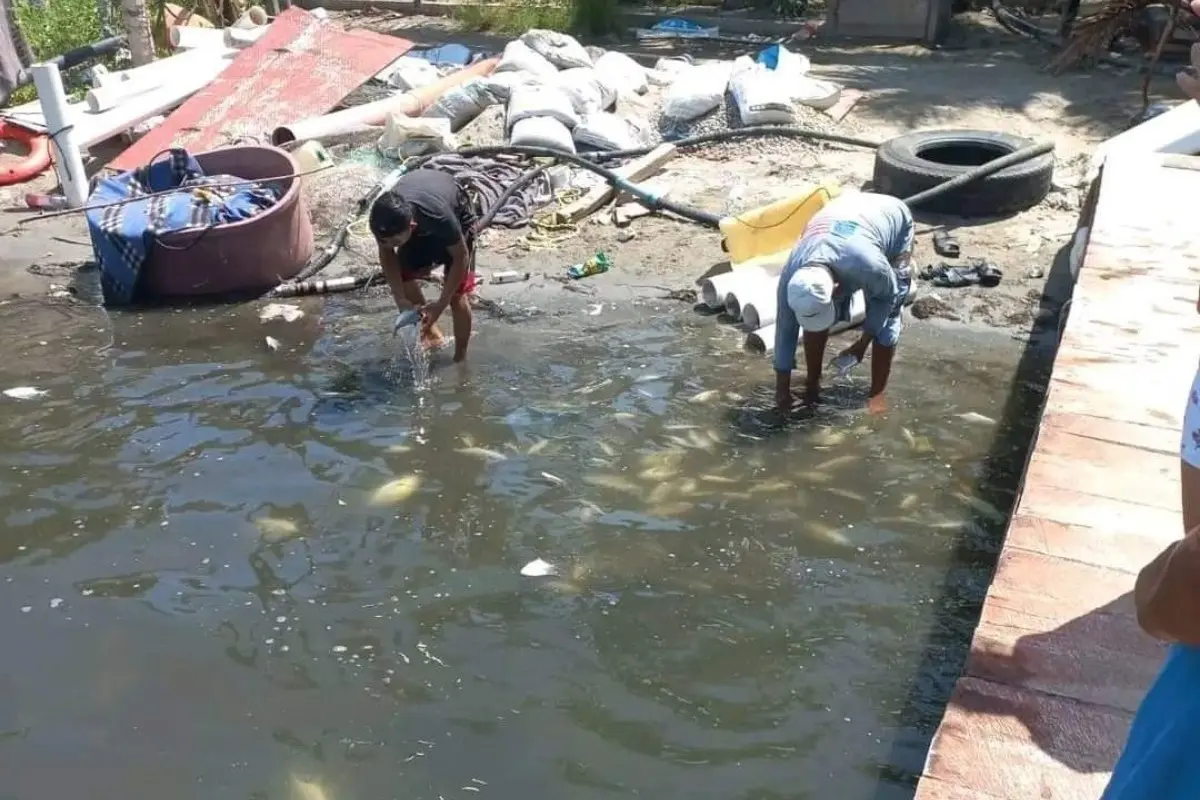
xmin=369 ymin=474 xmax=422 ymax=506
xmin=3 ymin=386 xmax=46 ymax=400
xmin=521 ymin=558 xmax=558 ymax=577
xmin=259 ymin=303 xmax=305 ymax=323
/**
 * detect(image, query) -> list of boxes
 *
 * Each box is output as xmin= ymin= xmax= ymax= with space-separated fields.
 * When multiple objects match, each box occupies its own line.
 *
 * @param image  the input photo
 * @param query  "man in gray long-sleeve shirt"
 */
xmin=773 ymin=192 xmax=914 ymax=413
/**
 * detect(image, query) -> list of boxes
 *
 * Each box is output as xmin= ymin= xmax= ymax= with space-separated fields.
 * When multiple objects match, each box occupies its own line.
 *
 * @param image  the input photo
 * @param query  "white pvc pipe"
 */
xmin=75 ymin=53 xmax=235 ymax=147
xmin=724 ymin=274 xmax=776 ymax=320
xmin=742 ymin=290 xmax=917 ymax=358
xmin=700 ymin=266 xmax=769 ymax=310
xmin=224 ymin=26 xmax=267 ymax=48
xmin=745 ymin=324 xmax=775 ymax=355
xmin=169 ymin=25 xmax=228 ymax=50
xmin=86 ymin=74 xmax=165 ymax=112
xmin=31 ymin=62 xmax=89 ymax=208
xmin=93 ymin=46 xmax=233 ymax=89
xmin=740 ymin=286 xmax=777 ymax=329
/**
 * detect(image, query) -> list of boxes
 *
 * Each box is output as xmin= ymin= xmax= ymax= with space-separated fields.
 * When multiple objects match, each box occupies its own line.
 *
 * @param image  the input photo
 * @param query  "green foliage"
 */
xmin=6 ymin=0 xmax=111 ymax=106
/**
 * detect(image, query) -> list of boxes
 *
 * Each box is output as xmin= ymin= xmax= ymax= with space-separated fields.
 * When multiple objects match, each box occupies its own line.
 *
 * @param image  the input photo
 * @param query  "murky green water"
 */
xmin=0 ymin=292 xmax=1038 ymax=800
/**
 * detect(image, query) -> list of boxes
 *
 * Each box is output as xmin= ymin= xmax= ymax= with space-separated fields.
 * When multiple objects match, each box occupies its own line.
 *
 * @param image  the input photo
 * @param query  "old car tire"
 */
xmin=873 ymin=129 xmax=1055 ymax=217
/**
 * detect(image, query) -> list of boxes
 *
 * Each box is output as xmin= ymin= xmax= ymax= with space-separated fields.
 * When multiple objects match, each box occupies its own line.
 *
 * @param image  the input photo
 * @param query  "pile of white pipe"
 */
xmin=14 ymin=7 xmax=275 ymax=207
xmin=742 ymin=288 xmax=920 ymax=356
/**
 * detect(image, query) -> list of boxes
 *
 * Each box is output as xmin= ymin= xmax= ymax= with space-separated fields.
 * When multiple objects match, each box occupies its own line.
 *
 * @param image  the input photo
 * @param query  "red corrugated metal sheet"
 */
xmin=110 ymin=8 xmax=411 ymax=172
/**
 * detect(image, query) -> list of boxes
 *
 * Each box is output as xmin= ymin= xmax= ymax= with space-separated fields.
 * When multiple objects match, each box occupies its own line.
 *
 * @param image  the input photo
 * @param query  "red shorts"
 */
xmin=399 ymin=265 xmax=477 ymax=297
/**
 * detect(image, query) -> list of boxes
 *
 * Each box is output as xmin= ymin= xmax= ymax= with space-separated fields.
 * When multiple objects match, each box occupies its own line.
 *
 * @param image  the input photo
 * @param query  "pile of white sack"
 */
xmin=657 ymin=46 xmax=843 ymax=129
xmin=392 ymin=29 xmax=656 ymax=154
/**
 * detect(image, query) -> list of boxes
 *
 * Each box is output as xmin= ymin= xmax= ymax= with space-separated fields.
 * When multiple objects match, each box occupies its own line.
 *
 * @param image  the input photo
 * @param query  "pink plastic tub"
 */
xmin=144 ymin=145 xmax=314 ymax=298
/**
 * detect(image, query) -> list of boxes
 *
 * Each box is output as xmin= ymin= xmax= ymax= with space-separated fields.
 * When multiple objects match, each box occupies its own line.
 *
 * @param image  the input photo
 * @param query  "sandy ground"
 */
xmin=0 ymin=10 xmax=1183 ymax=341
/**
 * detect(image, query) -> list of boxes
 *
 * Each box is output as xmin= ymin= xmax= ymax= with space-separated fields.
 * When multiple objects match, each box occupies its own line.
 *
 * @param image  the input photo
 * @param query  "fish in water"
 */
xmin=520 ymin=558 xmax=557 ymax=577
xmin=3 ymin=386 xmax=46 ymax=400
xmin=826 ymin=487 xmax=867 ymax=502
xmin=457 ymin=446 xmax=508 ymax=463
xmin=370 ymin=474 xmax=422 ymax=506
xmin=901 ymin=427 xmax=917 ymax=448
xmin=952 ymin=492 xmax=1008 ymax=525
xmin=700 ymin=473 xmax=739 ymax=485
xmin=899 ymin=492 xmax=921 ymax=511
xmin=687 ymin=389 xmax=720 ymax=404
xmin=813 ymin=454 xmax=857 ymax=472
xmin=584 ymin=474 xmax=641 ymax=494
xmin=265 ymin=336 xmax=281 ymax=352
xmin=807 ymin=520 xmax=851 ymax=546
xmin=526 ymin=438 xmax=551 ymax=456
xmin=597 ymin=440 xmax=617 ymax=458
xmin=958 ymin=411 xmax=996 ymax=426
xmin=540 ymin=471 xmax=566 ymax=487
xmin=639 ymin=464 xmax=677 ymax=481
xmin=386 ymin=444 xmax=413 ymax=454
xmin=255 ymin=516 xmax=301 ymax=543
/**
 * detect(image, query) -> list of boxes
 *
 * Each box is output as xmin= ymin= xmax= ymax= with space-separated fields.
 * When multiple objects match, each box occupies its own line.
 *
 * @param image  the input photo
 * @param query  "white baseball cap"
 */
xmin=786 ymin=265 xmax=836 ymax=332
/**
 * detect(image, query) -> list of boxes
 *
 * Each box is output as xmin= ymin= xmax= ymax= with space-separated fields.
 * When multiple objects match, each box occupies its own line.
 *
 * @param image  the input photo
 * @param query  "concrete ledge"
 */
xmin=296 ymin=0 xmax=813 ymax=37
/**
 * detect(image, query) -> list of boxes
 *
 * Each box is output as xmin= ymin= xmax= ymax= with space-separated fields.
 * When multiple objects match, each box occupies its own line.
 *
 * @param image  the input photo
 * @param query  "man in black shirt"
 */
xmin=369 ymin=169 xmax=478 ymax=363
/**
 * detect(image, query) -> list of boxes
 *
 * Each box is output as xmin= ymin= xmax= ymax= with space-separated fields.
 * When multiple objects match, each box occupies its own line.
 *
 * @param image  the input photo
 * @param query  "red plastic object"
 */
xmin=0 ymin=119 xmax=52 ymax=186
xmin=109 ymin=7 xmax=412 ymax=172
xmin=141 ymin=145 xmax=314 ymax=298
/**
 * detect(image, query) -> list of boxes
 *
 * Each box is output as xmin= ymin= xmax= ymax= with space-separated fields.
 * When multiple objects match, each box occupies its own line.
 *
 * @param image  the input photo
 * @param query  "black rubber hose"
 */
xmin=12 ymin=35 xmax=127 ymax=88
xmin=899 ymin=140 xmax=1055 ymax=210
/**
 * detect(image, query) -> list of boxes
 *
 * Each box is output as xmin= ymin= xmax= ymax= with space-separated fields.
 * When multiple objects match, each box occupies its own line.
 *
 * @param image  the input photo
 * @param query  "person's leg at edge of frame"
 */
xmin=448 ymin=261 xmax=476 ymax=363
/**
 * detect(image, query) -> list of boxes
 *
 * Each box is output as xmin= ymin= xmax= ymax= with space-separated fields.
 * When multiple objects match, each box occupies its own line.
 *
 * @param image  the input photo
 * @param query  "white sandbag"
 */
xmin=728 ymin=56 xmax=795 ymax=126
xmin=594 ymin=51 xmax=647 ymax=95
xmin=573 ymin=112 xmax=640 ymax=151
xmin=522 ymin=29 xmax=592 ymax=69
xmin=510 ymin=116 xmax=576 ymax=153
xmin=382 ymin=56 xmax=440 ymax=90
xmin=481 ymin=70 xmax=542 ymax=102
xmin=507 ymin=84 xmax=579 ymax=131
xmin=422 ymin=78 xmax=499 ymax=132
xmin=555 ymin=67 xmax=614 ymax=114
xmin=758 ymin=43 xmax=811 ymax=79
xmin=378 ymin=113 xmax=457 ymax=159
xmin=661 ymin=60 xmax=734 ymax=121
xmin=495 ymin=39 xmax=559 ymax=78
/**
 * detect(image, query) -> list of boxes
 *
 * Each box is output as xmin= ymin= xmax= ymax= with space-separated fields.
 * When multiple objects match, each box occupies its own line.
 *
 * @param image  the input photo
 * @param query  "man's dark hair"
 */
xmin=369 ymin=192 xmax=414 ymax=240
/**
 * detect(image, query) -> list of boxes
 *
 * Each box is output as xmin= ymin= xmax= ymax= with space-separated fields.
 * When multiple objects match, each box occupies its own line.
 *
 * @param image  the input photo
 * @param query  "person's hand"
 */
xmin=866 ymin=393 xmax=888 ymax=416
xmin=421 ymin=299 xmax=449 ymax=328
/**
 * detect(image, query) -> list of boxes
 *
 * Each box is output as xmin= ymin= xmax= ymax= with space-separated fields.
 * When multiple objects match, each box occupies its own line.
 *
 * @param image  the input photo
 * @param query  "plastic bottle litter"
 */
xmin=567 ymin=251 xmax=611 ymax=280
xmin=490 ymin=270 xmax=531 ymax=284
xmin=25 ymin=193 xmax=69 ymax=211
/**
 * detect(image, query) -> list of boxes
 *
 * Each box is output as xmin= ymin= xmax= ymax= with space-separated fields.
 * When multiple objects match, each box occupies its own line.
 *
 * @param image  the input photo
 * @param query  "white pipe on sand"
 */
xmin=743 ymin=289 xmax=921 ymax=356
xmin=31 ymin=62 xmax=89 ymax=208
xmin=739 ymin=285 xmax=777 ymax=329
xmin=74 ymin=52 xmax=236 ymax=148
xmin=700 ymin=266 xmax=769 ymax=310
xmin=724 ymin=273 xmax=776 ymax=321
xmin=169 ymin=25 xmax=228 ymax=50
xmin=93 ymin=46 xmax=233 ymax=89
xmin=224 ymin=26 xmax=267 ymax=48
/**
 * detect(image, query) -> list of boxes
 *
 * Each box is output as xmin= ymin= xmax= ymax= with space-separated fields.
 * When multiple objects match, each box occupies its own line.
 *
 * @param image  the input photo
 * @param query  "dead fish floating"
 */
xmin=369 ymin=474 xmax=422 ymax=506
xmin=456 ymin=446 xmax=508 ymax=463
xmin=520 ymin=558 xmax=558 ymax=577
xmin=3 ymin=386 xmax=46 ymax=400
